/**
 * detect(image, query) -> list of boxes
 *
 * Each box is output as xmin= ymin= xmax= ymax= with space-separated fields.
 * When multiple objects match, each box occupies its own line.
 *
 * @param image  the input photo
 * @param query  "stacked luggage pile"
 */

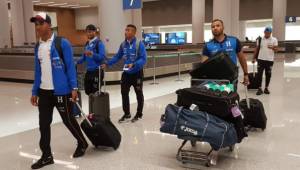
xmin=160 ymin=52 xmax=266 ymax=167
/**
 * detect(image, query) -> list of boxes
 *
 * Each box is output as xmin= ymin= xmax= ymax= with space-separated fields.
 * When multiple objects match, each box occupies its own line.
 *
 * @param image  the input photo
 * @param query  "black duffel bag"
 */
xmin=190 ymin=52 xmax=238 ymax=82
xmin=176 ymin=87 xmax=239 ymax=118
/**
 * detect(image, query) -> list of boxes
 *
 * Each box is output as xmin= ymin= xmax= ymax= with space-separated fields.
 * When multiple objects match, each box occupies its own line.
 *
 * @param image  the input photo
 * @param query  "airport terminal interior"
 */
xmin=1 ymin=0 xmax=300 ymax=170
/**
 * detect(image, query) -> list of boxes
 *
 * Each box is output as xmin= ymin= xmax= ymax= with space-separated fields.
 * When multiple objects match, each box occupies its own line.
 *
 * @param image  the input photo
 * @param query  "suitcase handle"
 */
xmin=252 ymin=63 xmax=256 ymax=77
xmin=243 ymin=85 xmax=250 ymax=109
xmin=73 ymin=100 xmax=93 ymax=127
xmin=99 ymin=66 xmax=106 ymax=93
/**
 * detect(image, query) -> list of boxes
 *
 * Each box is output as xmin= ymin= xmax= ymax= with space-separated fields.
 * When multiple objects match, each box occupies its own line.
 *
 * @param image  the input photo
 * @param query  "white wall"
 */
xmin=75 ymin=7 xmax=98 ymax=30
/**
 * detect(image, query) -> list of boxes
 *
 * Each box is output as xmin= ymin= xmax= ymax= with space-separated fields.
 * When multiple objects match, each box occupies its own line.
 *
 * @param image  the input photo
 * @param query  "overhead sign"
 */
xmin=286 ymin=16 xmax=297 ymax=23
xmin=123 ymin=0 xmax=142 ymax=10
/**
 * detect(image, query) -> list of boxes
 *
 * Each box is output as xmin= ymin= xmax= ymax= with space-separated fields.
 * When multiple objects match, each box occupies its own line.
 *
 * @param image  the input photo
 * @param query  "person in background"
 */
xmin=102 ymin=24 xmax=147 ymax=123
xmin=252 ymin=26 xmax=278 ymax=95
xmin=77 ymin=24 xmax=106 ymax=95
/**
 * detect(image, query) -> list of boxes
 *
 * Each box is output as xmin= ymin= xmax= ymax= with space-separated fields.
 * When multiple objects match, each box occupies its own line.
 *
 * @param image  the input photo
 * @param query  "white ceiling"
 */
xmin=31 ymin=0 xmax=161 ymax=9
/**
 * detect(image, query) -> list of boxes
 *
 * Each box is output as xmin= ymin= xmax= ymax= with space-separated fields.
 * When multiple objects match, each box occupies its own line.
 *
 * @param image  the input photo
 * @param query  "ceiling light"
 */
xmin=35 ymin=2 xmax=55 ymax=5
xmin=32 ymin=0 xmax=40 ymax=3
xmin=48 ymin=3 xmax=68 ymax=6
xmin=63 ymin=4 xmax=80 ymax=7
xmin=60 ymin=5 xmax=78 ymax=8
xmin=79 ymin=5 xmax=91 ymax=8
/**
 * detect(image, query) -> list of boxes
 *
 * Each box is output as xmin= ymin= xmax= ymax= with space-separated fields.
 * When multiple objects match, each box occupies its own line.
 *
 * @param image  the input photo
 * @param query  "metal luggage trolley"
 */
xmin=176 ymin=78 xmax=237 ymax=167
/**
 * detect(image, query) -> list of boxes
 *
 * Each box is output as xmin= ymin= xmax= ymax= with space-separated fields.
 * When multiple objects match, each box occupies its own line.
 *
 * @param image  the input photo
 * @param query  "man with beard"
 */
xmin=202 ymin=19 xmax=249 ymax=88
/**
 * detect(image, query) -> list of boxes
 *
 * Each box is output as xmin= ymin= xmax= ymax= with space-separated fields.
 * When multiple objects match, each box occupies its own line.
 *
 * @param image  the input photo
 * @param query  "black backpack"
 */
xmin=254 ymin=36 xmax=262 ymax=59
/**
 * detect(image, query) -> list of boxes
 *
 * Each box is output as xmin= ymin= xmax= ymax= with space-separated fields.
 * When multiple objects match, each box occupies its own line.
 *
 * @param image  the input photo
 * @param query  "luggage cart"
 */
xmin=176 ymin=78 xmax=237 ymax=167
xmin=176 ymin=138 xmax=234 ymax=167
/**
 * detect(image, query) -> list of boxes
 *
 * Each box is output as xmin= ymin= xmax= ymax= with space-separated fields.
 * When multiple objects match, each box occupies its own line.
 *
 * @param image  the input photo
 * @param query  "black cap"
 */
xmin=30 ymin=12 xmax=51 ymax=24
xmin=86 ymin=24 xmax=97 ymax=31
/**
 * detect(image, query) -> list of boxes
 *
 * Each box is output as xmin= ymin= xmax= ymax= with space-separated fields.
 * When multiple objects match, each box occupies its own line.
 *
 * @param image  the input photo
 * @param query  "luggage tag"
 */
xmin=189 ymin=104 xmax=198 ymax=111
xmin=231 ymin=105 xmax=242 ymax=118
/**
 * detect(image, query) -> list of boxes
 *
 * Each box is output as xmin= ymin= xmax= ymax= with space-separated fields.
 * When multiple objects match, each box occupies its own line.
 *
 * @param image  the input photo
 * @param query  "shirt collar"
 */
xmin=89 ymin=36 xmax=98 ymax=44
xmin=126 ymin=37 xmax=136 ymax=45
xmin=213 ymin=34 xmax=228 ymax=44
xmin=39 ymin=33 xmax=54 ymax=43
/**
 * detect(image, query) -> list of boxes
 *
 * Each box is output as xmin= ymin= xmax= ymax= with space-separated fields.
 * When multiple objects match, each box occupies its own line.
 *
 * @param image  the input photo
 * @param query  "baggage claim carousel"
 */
xmin=0 ymin=46 xmax=202 ymax=84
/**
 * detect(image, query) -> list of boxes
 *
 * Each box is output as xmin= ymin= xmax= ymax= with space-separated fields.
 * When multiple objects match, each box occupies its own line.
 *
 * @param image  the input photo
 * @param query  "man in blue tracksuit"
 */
xmin=77 ymin=24 xmax=106 ymax=95
xmin=202 ymin=19 xmax=249 ymax=89
xmin=30 ymin=12 xmax=88 ymax=169
xmin=102 ymin=24 xmax=147 ymax=123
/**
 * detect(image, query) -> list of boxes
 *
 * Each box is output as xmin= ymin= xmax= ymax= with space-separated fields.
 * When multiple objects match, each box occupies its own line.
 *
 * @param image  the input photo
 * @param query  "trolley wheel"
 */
xmin=190 ymin=140 xmax=196 ymax=147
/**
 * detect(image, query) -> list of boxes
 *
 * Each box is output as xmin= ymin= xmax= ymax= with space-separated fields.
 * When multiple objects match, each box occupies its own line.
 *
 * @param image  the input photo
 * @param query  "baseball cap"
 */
xmin=86 ymin=24 xmax=97 ymax=31
xmin=264 ymin=26 xmax=272 ymax=33
xmin=30 ymin=12 xmax=51 ymax=24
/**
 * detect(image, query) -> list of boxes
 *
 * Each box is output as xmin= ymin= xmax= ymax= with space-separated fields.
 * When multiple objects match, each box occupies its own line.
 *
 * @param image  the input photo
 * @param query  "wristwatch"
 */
xmin=244 ymin=73 xmax=249 ymax=76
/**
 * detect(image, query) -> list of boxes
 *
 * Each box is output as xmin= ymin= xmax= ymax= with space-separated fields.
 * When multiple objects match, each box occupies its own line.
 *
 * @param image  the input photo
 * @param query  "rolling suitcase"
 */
xmin=75 ymin=102 xmax=121 ymax=150
xmin=239 ymin=86 xmax=267 ymax=130
xmin=190 ymin=52 xmax=238 ymax=82
xmin=89 ymin=67 xmax=110 ymax=121
xmin=247 ymin=64 xmax=259 ymax=89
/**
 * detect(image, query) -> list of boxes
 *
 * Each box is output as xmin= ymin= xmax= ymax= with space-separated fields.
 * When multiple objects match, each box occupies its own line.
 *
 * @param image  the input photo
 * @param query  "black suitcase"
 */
xmin=190 ymin=52 xmax=238 ymax=82
xmin=89 ymin=68 xmax=110 ymax=122
xmin=89 ymin=92 xmax=110 ymax=121
xmin=239 ymin=98 xmax=267 ymax=130
xmin=247 ymin=64 xmax=259 ymax=89
xmin=176 ymin=87 xmax=239 ymax=118
xmin=75 ymin=102 xmax=121 ymax=149
xmin=81 ymin=119 xmax=121 ymax=150
xmin=247 ymin=72 xmax=259 ymax=89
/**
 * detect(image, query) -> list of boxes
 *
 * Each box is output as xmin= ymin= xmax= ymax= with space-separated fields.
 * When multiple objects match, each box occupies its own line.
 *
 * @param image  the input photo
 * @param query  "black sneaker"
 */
xmin=73 ymin=143 xmax=88 ymax=158
xmin=264 ymin=88 xmax=270 ymax=94
xmin=256 ymin=88 xmax=263 ymax=95
xmin=31 ymin=155 xmax=54 ymax=169
xmin=131 ymin=114 xmax=143 ymax=123
xmin=118 ymin=114 xmax=131 ymax=123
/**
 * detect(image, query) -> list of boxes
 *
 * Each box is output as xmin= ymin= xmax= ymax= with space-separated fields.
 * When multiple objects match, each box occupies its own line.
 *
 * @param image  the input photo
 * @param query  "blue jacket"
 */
xmin=202 ymin=35 xmax=241 ymax=65
xmin=107 ymin=37 xmax=147 ymax=74
xmin=77 ymin=38 xmax=106 ymax=71
xmin=32 ymin=36 xmax=77 ymax=96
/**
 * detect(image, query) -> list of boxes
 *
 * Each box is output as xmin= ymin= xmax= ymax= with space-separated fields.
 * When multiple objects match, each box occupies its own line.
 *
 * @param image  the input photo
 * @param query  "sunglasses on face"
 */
xmin=35 ymin=20 xmax=45 ymax=26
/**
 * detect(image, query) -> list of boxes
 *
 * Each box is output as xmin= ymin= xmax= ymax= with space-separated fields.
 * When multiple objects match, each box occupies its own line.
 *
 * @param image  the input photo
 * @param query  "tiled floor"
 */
xmin=0 ymin=53 xmax=300 ymax=170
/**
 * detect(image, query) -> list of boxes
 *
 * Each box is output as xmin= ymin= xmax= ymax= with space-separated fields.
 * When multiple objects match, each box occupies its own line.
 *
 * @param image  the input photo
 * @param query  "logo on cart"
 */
xmin=180 ymin=125 xmax=198 ymax=135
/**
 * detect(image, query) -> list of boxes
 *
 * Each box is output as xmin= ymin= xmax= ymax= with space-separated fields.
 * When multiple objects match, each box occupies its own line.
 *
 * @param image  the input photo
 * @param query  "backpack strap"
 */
xmin=135 ymin=40 xmax=140 ymax=57
xmin=54 ymin=36 xmax=64 ymax=65
xmin=95 ymin=39 xmax=99 ymax=54
xmin=258 ymin=36 xmax=262 ymax=49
